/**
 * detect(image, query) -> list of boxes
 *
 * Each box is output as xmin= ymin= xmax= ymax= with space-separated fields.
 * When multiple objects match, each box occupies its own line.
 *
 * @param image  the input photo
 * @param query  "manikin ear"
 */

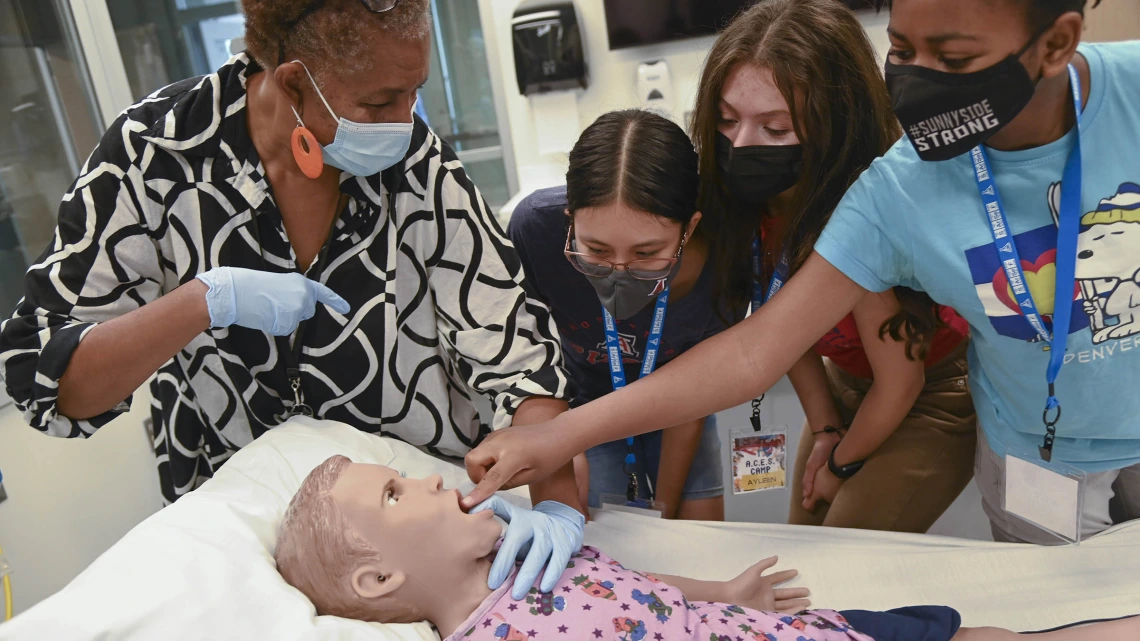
xmin=684 ymin=212 xmax=703 ymax=242
xmin=1035 ymin=13 xmax=1083 ymax=81
xmin=351 ymin=563 xmax=407 ymax=600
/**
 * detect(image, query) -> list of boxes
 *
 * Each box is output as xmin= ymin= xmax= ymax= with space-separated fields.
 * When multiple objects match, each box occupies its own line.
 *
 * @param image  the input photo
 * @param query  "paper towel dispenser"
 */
xmin=512 ymin=0 xmax=587 ymax=95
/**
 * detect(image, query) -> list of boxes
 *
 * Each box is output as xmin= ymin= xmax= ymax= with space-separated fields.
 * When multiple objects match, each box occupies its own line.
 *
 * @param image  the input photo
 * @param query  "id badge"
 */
xmin=730 ymin=426 xmax=788 ymax=495
xmin=597 ymin=494 xmax=664 ymax=518
xmin=1002 ymin=446 xmax=1087 ymax=544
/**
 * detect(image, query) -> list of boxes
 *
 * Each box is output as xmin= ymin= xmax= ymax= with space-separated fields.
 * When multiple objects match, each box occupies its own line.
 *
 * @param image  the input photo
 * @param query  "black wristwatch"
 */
xmin=828 ymin=442 xmax=865 ymax=479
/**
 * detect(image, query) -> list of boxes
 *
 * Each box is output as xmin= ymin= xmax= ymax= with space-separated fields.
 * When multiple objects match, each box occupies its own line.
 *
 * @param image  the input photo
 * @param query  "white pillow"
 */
xmin=0 ymin=417 xmax=529 ymax=641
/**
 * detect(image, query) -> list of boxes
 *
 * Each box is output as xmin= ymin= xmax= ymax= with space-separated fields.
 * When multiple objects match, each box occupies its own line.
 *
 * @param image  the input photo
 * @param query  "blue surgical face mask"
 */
xmin=292 ymin=60 xmax=414 ymax=177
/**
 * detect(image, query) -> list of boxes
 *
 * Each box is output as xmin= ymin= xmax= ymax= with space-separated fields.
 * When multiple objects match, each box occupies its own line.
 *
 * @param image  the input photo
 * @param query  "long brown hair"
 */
xmin=692 ymin=0 xmax=941 ymax=359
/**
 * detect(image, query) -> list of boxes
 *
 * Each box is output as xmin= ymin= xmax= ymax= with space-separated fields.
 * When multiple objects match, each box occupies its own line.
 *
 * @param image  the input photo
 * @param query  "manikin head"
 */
xmin=274 ymin=456 xmax=501 ymax=623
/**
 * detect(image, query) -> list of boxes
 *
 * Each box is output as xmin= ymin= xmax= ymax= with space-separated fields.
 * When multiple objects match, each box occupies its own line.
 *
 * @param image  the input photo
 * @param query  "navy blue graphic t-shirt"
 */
xmin=509 ymin=187 xmax=729 ymax=407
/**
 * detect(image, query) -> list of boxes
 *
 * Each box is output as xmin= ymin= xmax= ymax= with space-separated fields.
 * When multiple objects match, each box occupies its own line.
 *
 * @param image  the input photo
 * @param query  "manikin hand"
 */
xmin=197 ymin=267 xmax=350 ymax=335
xmin=722 ymin=556 xmax=811 ymax=614
xmin=470 ymin=497 xmax=585 ymax=600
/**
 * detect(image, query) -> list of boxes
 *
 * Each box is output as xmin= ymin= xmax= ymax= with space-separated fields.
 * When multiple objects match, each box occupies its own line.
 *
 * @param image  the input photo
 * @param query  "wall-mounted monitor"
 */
xmin=603 ymin=0 xmax=875 ymax=51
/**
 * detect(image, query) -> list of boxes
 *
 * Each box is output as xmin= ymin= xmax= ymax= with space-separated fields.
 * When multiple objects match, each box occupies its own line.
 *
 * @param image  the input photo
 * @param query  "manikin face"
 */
xmin=331 ymin=463 xmax=501 ymax=601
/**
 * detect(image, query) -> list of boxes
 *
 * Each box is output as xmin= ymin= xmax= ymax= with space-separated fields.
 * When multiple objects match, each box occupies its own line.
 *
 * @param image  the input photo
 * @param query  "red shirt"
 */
xmin=813 ymin=306 xmax=969 ymax=379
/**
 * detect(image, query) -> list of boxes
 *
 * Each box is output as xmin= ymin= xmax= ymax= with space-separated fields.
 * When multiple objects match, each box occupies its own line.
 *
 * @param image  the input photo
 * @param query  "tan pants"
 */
xmin=788 ymin=342 xmax=977 ymax=532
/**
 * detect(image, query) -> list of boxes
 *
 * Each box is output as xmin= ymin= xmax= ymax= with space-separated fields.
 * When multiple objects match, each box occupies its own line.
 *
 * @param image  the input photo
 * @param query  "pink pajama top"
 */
xmin=445 ymin=547 xmax=873 ymax=641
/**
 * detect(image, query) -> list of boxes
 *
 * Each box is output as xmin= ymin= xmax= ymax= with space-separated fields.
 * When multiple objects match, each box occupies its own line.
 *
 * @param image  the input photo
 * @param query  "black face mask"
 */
xmin=715 ymin=132 xmax=803 ymax=210
xmin=885 ymin=38 xmax=1042 ymax=162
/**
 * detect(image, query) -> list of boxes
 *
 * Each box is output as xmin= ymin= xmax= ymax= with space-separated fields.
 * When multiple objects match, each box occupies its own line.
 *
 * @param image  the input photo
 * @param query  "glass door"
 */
xmin=103 ymin=0 xmax=242 ymax=98
xmin=421 ymin=0 xmax=512 ymax=209
xmin=0 ymin=0 xmax=106 ymax=406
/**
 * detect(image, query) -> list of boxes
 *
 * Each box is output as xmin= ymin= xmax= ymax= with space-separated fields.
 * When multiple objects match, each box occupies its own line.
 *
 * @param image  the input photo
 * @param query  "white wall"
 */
xmin=0 ymin=387 xmax=161 ymax=615
xmin=480 ymin=0 xmax=714 ymax=195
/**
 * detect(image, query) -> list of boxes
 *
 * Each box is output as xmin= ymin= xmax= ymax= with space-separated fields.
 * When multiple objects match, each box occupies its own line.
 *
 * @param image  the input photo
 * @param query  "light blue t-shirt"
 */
xmin=816 ymin=41 xmax=1140 ymax=473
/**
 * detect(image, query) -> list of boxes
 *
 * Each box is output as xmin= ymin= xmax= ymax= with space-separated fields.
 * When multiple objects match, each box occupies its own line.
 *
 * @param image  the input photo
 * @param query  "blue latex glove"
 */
xmin=471 ymin=497 xmax=585 ymax=600
xmin=196 ymin=267 xmax=350 ymax=336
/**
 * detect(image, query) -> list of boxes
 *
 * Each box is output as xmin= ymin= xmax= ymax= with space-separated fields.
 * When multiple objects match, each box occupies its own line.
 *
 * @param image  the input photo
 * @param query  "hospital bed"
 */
xmin=0 ymin=418 xmax=1136 ymax=641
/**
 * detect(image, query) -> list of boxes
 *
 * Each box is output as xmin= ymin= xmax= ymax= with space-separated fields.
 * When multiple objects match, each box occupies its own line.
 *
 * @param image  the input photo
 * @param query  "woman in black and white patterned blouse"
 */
xmin=0 ymin=0 xmax=579 ymax=516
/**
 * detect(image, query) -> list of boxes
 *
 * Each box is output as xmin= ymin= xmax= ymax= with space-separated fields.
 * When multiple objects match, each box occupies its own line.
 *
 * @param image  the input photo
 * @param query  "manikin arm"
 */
xmin=649 ymin=556 xmax=810 ymax=614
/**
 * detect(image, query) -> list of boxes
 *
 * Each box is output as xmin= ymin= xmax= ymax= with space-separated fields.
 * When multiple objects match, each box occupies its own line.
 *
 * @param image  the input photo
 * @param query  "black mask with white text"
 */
xmin=885 ymin=38 xmax=1042 ymax=161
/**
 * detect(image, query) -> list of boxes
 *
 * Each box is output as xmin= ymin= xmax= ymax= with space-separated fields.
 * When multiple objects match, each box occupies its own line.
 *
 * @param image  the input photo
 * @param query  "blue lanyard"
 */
xmin=970 ymin=63 xmax=1083 ymax=462
xmin=750 ymin=238 xmax=789 ymax=313
xmin=603 ymin=290 xmax=670 ymax=473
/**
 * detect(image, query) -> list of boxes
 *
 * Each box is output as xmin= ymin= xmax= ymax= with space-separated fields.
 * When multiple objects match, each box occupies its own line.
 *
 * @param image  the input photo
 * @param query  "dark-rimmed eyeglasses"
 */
xmin=277 ymin=0 xmax=403 ymax=65
xmin=563 ymin=221 xmax=687 ymax=280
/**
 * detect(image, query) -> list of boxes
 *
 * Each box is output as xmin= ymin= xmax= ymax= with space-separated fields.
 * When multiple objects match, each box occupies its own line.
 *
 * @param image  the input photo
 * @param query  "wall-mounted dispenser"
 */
xmin=512 ymin=0 xmax=587 ymax=95
xmin=636 ymin=60 xmax=673 ymax=117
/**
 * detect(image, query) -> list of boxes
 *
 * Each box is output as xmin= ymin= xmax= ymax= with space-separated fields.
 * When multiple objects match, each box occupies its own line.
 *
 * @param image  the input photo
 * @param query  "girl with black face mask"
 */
xmin=463 ymin=0 xmax=1140 ymax=550
xmin=505 ymin=110 xmax=734 ymax=523
xmin=688 ymin=0 xmax=976 ymax=534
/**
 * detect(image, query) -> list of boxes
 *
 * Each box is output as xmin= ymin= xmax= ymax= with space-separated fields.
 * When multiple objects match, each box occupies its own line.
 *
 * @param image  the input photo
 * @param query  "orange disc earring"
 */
xmin=290 ymin=107 xmax=324 ymax=179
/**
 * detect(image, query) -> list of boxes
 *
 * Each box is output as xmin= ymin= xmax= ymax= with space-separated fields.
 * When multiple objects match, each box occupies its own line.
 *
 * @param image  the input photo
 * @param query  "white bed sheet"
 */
xmin=1 ymin=419 xmax=1136 ymax=641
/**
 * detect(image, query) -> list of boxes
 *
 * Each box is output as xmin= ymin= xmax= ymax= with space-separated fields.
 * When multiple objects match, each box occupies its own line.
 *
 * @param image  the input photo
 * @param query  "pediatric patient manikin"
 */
xmin=275 ymin=456 xmax=1139 ymax=641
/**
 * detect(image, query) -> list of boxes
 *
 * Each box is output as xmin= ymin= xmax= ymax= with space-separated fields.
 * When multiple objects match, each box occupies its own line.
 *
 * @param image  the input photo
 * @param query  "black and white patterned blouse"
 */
xmin=0 ymin=55 xmax=571 ymax=503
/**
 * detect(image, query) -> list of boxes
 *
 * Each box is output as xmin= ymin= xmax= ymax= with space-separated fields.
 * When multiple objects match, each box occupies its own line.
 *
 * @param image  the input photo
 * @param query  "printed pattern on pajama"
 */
xmin=445 ymin=547 xmax=874 ymax=641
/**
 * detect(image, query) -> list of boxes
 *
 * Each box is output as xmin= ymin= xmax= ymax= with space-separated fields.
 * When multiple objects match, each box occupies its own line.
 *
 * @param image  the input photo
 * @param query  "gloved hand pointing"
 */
xmin=196 ymin=267 xmax=350 ymax=336
xmin=471 ymin=497 xmax=585 ymax=600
